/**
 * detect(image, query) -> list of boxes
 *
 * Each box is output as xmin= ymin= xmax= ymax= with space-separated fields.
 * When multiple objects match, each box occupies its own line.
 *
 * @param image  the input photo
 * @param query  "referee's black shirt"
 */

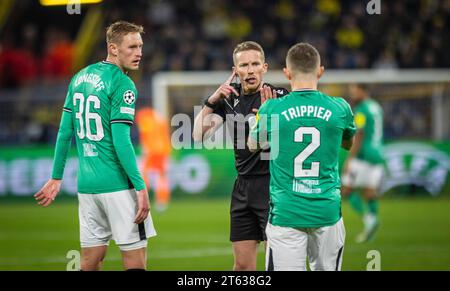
xmin=209 ymin=83 xmax=289 ymax=176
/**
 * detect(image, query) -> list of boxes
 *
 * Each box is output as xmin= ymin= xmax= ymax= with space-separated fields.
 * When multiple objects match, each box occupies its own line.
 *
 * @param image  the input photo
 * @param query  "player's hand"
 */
xmin=252 ymin=85 xmax=277 ymax=113
xmin=207 ymin=70 xmax=239 ymax=104
xmin=34 ymin=179 xmax=62 ymax=207
xmin=134 ymin=188 xmax=150 ymax=224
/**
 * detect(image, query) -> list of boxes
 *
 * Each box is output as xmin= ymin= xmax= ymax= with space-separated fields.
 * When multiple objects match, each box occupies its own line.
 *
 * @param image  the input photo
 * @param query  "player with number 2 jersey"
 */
xmin=249 ymin=43 xmax=356 ymax=271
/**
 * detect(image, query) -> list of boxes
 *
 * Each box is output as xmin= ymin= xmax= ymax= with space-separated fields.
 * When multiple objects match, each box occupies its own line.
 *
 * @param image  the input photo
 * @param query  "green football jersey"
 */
xmin=63 ymin=61 xmax=139 ymax=193
xmin=251 ymin=90 xmax=356 ymax=228
xmin=354 ymin=98 xmax=384 ymax=164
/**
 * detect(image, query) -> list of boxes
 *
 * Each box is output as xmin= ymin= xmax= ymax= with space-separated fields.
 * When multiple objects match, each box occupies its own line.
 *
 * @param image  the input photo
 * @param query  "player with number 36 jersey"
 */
xmin=34 ymin=21 xmax=156 ymax=271
xmin=61 ymin=61 xmax=141 ymax=193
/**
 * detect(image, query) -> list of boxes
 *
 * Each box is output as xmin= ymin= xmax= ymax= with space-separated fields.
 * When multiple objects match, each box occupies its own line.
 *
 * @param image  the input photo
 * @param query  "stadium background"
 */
xmin=0 ymin=0 xmax=449 ymax=270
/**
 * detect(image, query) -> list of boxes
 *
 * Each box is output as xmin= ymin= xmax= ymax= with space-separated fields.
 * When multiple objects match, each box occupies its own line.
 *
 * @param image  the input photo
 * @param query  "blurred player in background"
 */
xmin=34 ymin=21 xmax=156 ymax=271
xmin=136 ymin=107 xmax=171 ymax=212
xmin=249 ymin=43 xmax=356 ymax=271
xmin=193 ymin=41 xmax=289 ymax=270
xmin=341 ymin=84 xmax=384 ymax=243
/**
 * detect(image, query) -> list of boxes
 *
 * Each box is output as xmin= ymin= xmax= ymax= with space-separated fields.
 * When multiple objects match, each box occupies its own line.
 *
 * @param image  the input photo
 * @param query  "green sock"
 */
xmin=349 ymin=192 xmax=365 ymax=216
xmin=367 ymin=199 xmax=379 ymax=216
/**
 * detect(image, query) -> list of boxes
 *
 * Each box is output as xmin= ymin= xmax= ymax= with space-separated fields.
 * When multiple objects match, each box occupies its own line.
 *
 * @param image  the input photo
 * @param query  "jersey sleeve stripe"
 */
xmin=111 ymin=119 xmax=134 ymax=125
xmin=63 ymin=107 xmax=72 ymax=113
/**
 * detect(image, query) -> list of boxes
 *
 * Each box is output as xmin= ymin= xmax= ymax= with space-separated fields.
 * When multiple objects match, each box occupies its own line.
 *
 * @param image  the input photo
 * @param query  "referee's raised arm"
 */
xmin=192 ymin=70 xmax=238 ymax=141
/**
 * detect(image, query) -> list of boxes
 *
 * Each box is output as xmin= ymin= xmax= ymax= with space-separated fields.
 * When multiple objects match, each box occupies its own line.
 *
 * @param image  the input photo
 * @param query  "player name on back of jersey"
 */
xmin=281 ymin=105 xmax=332 ymax=122
xmin=74 ymin=73 xmax=105 ymax=92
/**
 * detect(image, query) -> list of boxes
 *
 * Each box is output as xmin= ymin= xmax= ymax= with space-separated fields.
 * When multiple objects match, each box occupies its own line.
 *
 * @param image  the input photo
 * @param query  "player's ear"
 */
xmin=232 ymin=66 xmax=237 ymax=77
xmin=317 ymin=66 xmax=325 ymax=79
xmin=262 ymin=62 xmax=268 ymax=74
xmin=283 ymin=67 xmax=291 ymax=80
xmin=231 ymin=66 xmax=239 ymax=81
xmin=108 ymin=42 xmax=118 ymax=57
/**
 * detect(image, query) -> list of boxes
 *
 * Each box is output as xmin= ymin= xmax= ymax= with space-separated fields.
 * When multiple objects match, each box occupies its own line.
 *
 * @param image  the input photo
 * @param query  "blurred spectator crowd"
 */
xmin=1 ymin=0 xmax=450 ymax=88
xmin=0 ymin=0 xmax=449 ymax=144
xmin=105 ymin=0 xmax=450 ymax=74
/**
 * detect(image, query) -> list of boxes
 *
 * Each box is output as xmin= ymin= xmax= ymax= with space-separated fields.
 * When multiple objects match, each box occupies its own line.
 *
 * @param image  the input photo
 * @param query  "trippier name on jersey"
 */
xmin=281 ymin=105 xmax=332 ymax=122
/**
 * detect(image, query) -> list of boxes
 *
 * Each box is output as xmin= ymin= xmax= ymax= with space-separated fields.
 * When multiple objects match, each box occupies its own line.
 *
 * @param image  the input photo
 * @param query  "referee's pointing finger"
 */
xmin=224 ymin=69 xmax=236 ymax=85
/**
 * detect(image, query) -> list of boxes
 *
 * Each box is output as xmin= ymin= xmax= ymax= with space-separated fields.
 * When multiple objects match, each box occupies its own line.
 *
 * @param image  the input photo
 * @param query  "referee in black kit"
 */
xmin=193 ymin=41 xmax=289 ymax=270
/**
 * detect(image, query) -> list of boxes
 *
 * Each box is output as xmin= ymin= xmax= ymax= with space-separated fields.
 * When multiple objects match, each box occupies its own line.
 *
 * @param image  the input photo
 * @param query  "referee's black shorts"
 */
xmin=230 ymin=174 xmax=270 ymax=242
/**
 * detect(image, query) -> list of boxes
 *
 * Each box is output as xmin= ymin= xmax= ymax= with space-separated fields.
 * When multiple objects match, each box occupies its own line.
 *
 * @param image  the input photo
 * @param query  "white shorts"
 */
xmin=78 ymin=189 xmax=157 ymax=251
xmin=266 ymin=218 xmax=345 ymax=271
xmin=341 ymin=159 xmax=384 ymax=189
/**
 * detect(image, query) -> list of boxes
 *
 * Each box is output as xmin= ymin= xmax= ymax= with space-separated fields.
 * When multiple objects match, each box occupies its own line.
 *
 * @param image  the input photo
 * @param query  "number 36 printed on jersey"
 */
xmin=73 ymin=93 xmax=104 ymax=141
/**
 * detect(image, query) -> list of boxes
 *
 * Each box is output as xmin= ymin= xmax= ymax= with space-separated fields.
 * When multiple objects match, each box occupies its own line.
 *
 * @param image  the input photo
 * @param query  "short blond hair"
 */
xmin=106 ymin=21 xmax=144 ymax=44
xmin=233 ymin=41 xmax=265 ymax=64
xmin=286 ymin=43 xmax=320 ymax=73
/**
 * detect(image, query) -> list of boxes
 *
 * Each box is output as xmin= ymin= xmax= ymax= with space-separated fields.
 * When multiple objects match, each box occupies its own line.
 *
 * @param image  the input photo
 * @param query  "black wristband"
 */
xmin=204 ymin=99 xmax=218 ymax=110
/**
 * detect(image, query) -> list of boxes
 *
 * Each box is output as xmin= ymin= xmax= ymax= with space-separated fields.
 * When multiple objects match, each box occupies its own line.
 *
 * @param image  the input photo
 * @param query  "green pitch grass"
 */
xmin=0 ymin=197 xmax=449 ymax=271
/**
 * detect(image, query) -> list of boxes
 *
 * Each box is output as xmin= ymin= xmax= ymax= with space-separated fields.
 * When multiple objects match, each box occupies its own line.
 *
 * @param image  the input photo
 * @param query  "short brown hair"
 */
xmin=106 ymin=21 xmax=144 ymax=44
xmin=233 ymin=41 xmax=265 ymax=64
xmin=286 ymin=43 xmax=320 ymax=73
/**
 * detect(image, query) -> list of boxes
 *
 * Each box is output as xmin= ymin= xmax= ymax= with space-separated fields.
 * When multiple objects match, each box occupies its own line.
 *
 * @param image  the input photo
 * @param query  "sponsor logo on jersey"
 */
xmin=83 ymin=143 xmax=98 ymax=157
xmin=355 ymin=112 xmax=367 ymax=128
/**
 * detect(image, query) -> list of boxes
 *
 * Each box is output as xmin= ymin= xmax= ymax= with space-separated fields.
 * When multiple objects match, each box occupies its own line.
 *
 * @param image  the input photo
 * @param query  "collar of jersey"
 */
xmin=101 ymin=61 xmax=129 ymax=74
xmin=102 ymin=60 xmax=121 ymax=69
xmin=293 ymin=88 xmax=317 ymax=92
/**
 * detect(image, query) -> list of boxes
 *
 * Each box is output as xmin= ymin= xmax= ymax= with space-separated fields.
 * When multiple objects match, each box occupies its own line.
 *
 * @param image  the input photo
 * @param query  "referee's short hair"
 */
xmin=233 ymin=41 xmax=265 ymax=64
xmin=286 ymin=43 xmax=320 ymax=74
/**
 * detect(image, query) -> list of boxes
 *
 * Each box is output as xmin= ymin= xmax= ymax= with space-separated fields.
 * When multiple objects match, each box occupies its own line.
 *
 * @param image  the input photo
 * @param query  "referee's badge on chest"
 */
xmin=234 ymin=98 xmax=240 ymax=107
